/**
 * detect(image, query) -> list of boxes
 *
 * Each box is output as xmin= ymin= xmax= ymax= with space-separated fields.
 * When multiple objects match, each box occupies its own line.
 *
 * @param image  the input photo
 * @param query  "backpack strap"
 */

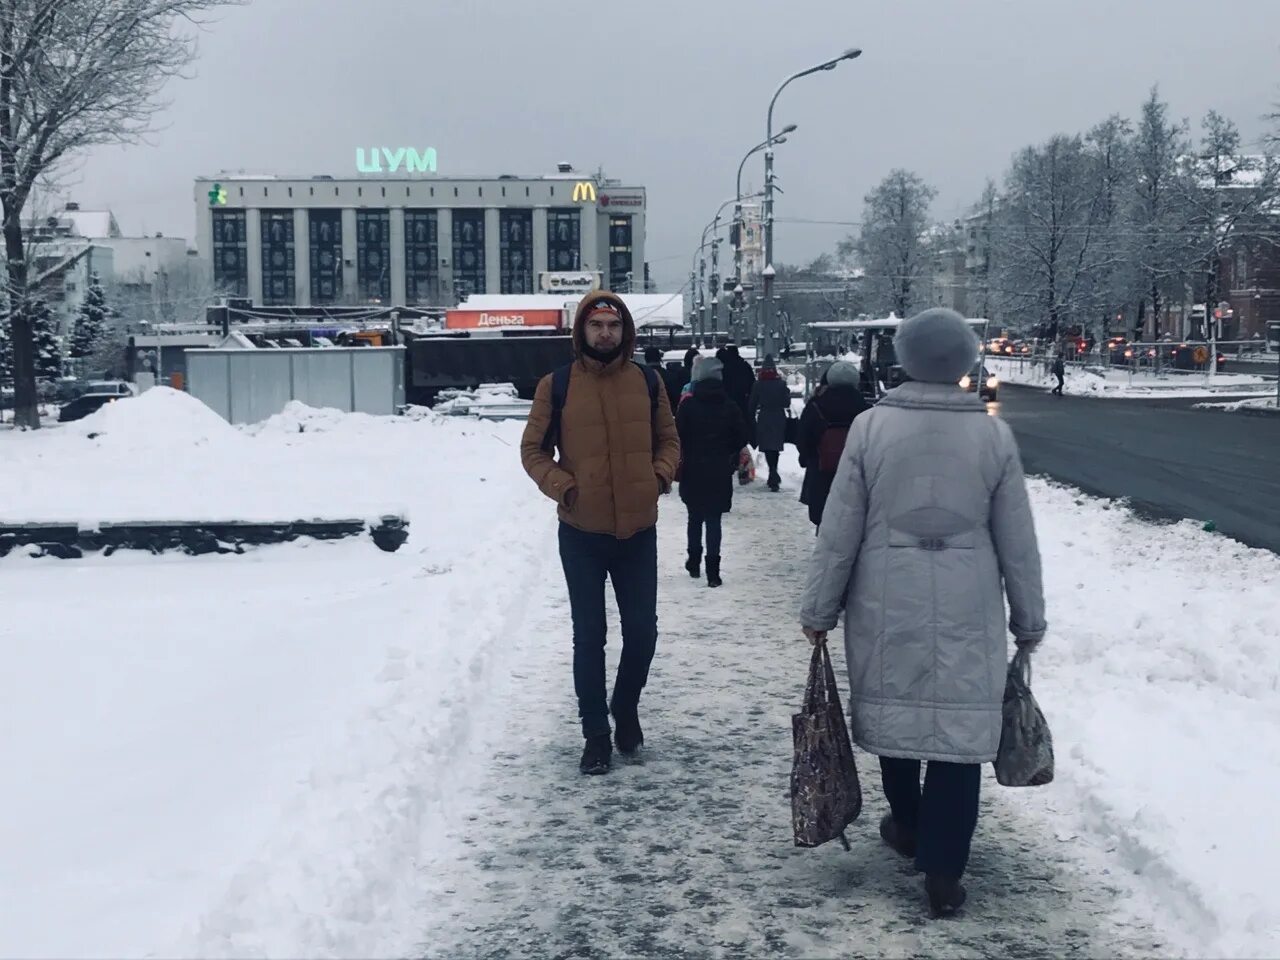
xmin=540 ymin=363 xmax=574 ymax=454
xmin=634 ymin=360 xmax=660 ymax=430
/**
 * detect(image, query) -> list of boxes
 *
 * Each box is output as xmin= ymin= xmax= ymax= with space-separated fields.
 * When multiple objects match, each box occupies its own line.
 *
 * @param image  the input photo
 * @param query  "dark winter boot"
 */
xmin=579 ymin=734 xmax=613 ymax=775
xmin=925 ymin=875 xmax=967 ymax=918
xmin=706 ymin=557 xmax=722 ymax=588
xmin=685 ymin=552 xmax=701 ymax=579
xmin=611 ymin=702 xmax=644 ymax=756
xmin=879 ymin=814 xmax=917 ymax=859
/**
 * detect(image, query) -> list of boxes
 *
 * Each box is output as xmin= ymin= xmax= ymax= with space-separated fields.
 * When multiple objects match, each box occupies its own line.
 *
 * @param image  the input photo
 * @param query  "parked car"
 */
xmin=959 ymin=363 xmax=999 ymax=402
xmin=83 ymin=380 xmax=134 ymax=397
xmin=57 ymin=392 xmax=126 ymax=423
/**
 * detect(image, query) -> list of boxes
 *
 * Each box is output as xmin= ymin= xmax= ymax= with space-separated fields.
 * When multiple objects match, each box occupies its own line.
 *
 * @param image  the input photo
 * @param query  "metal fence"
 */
xmin=186 ymin=346 xmax=405 ymax=425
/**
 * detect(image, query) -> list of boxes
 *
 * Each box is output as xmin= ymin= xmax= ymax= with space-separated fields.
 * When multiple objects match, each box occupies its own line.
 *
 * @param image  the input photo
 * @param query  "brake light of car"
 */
xmin=959 ymin=375 xmax=972 ymax=390
xmin=986 ymin=376 xmax=998 ymax=389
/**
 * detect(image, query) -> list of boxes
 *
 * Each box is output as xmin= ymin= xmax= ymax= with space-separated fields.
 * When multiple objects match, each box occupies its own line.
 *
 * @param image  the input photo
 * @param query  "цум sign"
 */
xmin=356 ymin=147 xmax=438 ymax=175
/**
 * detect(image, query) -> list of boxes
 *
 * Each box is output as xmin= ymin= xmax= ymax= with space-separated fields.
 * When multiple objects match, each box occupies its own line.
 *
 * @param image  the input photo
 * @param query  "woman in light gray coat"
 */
xmin=799 ymin=307 xmax=1046 ymax=919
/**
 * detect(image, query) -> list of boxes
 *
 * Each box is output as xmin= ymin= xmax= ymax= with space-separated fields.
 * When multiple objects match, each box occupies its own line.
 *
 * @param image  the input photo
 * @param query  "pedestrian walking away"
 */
xmin=718 ymin=343 xmax=756 ymax=421
xmin=799 ymin=307 xmax=1048 ymax=918
xmin=796 ymin=360 xmax=871 ymax=528
xmin=1052 ymin=354 xmax=1066 ymax=395
xmin=521 ymin=291 xmax=681 ymax=776
xmin=676 ymin=356 xmax=749 ymax=588
xmin=644 ymin=345 xmax=683 ymax=417
xmin=748 ymin=354 xmax=793 ymax=492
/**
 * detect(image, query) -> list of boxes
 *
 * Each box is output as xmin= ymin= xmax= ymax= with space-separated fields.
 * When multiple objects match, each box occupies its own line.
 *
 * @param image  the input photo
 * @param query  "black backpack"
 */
xmin=540 ymin=361 xmax=660 ymax=454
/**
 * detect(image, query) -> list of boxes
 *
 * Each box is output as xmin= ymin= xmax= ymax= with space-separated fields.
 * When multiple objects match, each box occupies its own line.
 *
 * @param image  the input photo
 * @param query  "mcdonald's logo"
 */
xmin=572 ymin=181 xmax=598 ymax=203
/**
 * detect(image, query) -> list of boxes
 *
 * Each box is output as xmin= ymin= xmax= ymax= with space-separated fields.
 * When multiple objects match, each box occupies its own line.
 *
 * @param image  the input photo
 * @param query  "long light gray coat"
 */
xmin=799 ymin=382 xmax=1047 ymax=764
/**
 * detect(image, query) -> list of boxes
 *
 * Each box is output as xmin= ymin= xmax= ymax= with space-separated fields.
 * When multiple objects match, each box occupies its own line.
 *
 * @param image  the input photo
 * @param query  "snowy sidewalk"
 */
xmin=412 ymin=475 xmax=1165 ymax=959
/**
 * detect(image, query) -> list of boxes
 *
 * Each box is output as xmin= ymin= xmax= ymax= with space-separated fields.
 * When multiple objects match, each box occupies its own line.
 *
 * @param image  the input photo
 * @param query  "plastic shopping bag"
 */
xmin=791 ymin=640 xmax=862 ymax=849
xmin=994 ymin=648 xmax=1055 ymax=787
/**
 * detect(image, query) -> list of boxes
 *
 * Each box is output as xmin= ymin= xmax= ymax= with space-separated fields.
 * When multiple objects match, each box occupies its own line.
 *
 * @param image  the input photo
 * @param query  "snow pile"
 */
xmin=1194 ymin=396 xmax=1279 ymax=414
xmin=1003 ymin=480 xmax=1280 ymax=958
xmin=989 ymin=357 xmax=1273 ymax=399
xmin=0 ymin=403 xmax=547 ymax=959
xmin=66 ymin=386 xmax=246 ymax=449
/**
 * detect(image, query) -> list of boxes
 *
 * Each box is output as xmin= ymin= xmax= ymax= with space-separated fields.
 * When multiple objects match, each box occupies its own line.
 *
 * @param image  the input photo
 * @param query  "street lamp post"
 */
xmin=762 ymin=47 xmax=861 ymax=359
xmin=732 ymin=126 xmax=796 ymax=334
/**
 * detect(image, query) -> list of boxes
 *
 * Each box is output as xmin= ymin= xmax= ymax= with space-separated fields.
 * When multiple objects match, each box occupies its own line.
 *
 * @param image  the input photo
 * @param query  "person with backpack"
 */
xmin=796 ymin=360 xmax=871 ymax=528
xmin=520 ymin=292 xmax=680 ymax=776
xmin=676 ymin=356 xmax=748 ymax=588
xmin=747 ymin=355 xmax=792 ymax=492
xmin=799 ymin=308 xmax=1046 ymax=919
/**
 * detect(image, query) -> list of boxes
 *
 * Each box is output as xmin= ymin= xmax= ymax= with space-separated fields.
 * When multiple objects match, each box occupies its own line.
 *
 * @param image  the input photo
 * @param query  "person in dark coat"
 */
xmin=683 ymin=345 xmax=701 ymax=382
xmin=645 ymin=346 xmax=683 ymax=416
xmin=676 ymin=356 xmax=748 ymax=588
xmin=797 ymin=360 xmax=871 ymax=528
xmin=1051 ymin=354 xmax=1066 ymax=395
xmin=748 ymin=355 xmax=792 ymax=492
xmin=718 ymin=344 xmax=755 ymax=420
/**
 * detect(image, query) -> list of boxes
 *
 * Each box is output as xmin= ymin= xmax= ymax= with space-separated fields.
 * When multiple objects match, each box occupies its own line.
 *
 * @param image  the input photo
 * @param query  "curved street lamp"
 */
xmin=761 ymin=48 xmax=861 ymax=356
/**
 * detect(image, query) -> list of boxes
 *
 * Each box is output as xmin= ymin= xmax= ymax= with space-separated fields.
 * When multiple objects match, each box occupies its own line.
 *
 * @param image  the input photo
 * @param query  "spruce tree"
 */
xmin=71 ymin=274 xmax=109 ymax=360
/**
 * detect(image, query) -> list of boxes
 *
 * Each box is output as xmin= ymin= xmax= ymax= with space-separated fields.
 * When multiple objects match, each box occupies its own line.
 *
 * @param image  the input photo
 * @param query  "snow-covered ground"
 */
xmin=988 ymin=357 xmax=1275 ymax=399
xmin=3 ymin=391 xmax=1279 ymax=957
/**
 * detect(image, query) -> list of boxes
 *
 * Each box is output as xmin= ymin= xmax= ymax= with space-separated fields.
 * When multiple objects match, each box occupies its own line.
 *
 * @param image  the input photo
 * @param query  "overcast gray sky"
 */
xmin=63 ymin=0 xmax=1280 ymax=290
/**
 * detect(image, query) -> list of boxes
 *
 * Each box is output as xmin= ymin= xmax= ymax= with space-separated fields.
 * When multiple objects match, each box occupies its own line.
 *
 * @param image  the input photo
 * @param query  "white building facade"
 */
xmin=193 ymin=164 xmax=648 ymax=308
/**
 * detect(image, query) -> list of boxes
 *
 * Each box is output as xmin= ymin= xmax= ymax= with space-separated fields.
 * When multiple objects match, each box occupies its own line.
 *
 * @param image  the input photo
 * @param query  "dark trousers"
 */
xmin=686 ymin=509 xmax=722 ymax=558
xmin=764 ymin=451 xmax=781 ymax=487
xmin=880 ymin=756 xmax=981 ymax=878
xmin=558 ymin=523 xmax=658 ymax=739
xmin=1052 ymin=372 xmax=1065 ymax=395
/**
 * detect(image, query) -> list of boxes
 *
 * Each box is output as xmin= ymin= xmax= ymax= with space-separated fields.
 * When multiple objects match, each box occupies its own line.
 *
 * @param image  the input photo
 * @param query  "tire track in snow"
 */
xmin=414 ymin=478 xmax=1168 ymax=959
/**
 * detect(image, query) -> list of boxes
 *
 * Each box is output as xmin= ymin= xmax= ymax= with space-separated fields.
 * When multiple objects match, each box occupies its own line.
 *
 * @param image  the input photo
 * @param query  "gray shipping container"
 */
xmin=186 ymin=347 xmax=405 ymax=424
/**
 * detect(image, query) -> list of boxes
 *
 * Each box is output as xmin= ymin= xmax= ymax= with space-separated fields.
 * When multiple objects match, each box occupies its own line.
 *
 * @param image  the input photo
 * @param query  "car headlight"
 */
xmin=959 ymin=375 xmax=972 ymax=390
xmin=986 ymin=376 xmax=998 ymax=389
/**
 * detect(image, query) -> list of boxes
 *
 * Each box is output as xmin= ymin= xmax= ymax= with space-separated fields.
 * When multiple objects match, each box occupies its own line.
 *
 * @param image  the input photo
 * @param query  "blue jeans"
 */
xmin=879 ymin=756 xmax=981 ymax=878
xmin=686 ymin=509 xmax=722 ymax=558
xmin=558 ymin=523 xmax=659 ymax=739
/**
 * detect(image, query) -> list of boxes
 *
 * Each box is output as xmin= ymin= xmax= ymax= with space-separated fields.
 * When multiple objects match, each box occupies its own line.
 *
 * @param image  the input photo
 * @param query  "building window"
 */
xmin=404 ymin=210 xmax=439 ymax=305
xmin=452 ymin=208 xmax=485 ymax=298
xmin=211 ymin=210 xmax=248 ymax=296
xmin=609 ymin=215 xmax=634 ymax=291
xmin=356 ymin=209 xmax=391 ymax=302
xmin=499 ymin=209 xmax=533 ymax=294
xmin=309 ymin=210 xmax=344 ymax=304
xmin=547 ymin=208 xmax=581 ymax=271
xmin=261 ymin=209 xmax=296 ymax=305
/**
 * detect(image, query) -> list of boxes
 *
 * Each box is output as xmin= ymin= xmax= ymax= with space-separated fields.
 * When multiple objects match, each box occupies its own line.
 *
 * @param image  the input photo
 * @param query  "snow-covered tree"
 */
xmin=1 ymin=0 xmax=241 ymax=429
xmin=0 ymin=298 xmax=12 ymax=381
xmin=847 ymin=169 xmax=937 ymax=317
xmin=26 ymin=297 xmax=61 ymax=380
xmin=1128 ymin=89 xmax=1196 ymax=338
xmin=70 ymin=273 xmax=110 ymax=360
xmin=1083 ymin=115 xmax=1136 ymax=341
xmin=1181 ymin=111 xmax=1280 ymax=339
xmin=993 ymin=134 xmax=1107 ymax=339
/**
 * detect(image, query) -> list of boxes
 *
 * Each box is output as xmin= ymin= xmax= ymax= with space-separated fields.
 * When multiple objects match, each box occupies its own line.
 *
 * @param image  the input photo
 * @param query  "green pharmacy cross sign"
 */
xmin=208 ymin=183 xmax=228 ymax=206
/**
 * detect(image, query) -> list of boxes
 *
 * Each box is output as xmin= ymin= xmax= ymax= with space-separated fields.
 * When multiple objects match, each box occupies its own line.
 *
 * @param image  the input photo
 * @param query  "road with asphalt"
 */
xmin=999 ymin=386 xmax=1280 ymax=554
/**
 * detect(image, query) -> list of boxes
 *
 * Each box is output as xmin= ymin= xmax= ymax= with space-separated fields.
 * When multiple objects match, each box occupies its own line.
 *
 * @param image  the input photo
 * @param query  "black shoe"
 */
xmin=879 ymin=814 xmax=917 ymax=859
xmin=611 ymin=703 xmax=644 ymax=756
xmin=706 ymin=557 xmax=722 ymax=588
xmin=925 ymin=875 xmax=967 ymax=918
xmin=768 ymin=481 xmax=780 ymax=492
xmin=579 ymin=734 xmax=612 ymax=775
xmin=685 ymin=553 xmax=701 ymax=578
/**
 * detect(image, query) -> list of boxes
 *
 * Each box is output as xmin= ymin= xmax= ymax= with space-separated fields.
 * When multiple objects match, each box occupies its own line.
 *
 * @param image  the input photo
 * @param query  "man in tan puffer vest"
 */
xmin=521 ymin=292 xmax=680 ymax=775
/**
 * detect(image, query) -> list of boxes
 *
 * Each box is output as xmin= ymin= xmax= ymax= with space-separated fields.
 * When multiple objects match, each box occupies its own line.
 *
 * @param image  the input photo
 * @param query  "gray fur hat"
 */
xmin=692 ymin=356 xmax=724 ymax=382
xmin=825 ymin=360 xmax=860 ymax=387
xmin=894 ymin=308 xmax=979 ymax=384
